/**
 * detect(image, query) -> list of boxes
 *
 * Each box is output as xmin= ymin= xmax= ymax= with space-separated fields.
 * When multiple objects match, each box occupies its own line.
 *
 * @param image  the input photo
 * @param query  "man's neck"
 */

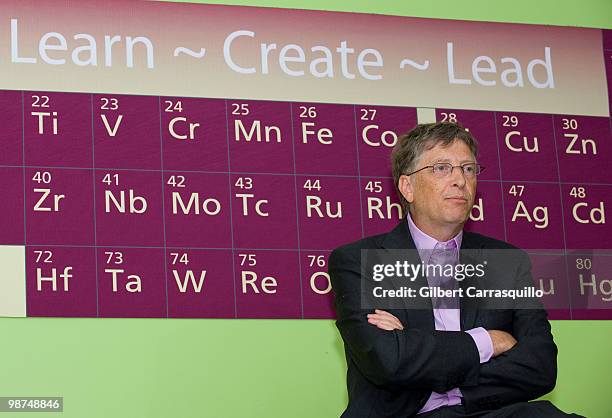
xmin=408 ymin=210 xmax=463 ymax=242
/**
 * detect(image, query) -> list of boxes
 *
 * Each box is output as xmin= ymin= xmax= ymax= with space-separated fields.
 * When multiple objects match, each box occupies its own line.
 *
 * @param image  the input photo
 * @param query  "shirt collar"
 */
xmin=406 ymin=211 xmax=463 ymax=252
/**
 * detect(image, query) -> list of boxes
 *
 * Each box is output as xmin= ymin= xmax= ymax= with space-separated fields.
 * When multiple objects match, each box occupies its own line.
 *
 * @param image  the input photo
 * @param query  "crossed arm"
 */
xmin=367 ymin=309 xmax=517 ymax=358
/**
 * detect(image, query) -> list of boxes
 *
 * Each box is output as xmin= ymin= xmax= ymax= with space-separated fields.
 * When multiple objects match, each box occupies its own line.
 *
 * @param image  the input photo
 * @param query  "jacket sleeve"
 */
xmin=460 ymin=252 xmax=558 ymax=412
xmin=329 ymin=246 xmax=481 ymax=393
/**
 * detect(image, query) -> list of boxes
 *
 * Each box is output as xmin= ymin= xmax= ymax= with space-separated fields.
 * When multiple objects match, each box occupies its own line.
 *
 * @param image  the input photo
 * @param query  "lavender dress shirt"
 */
xmin=405 ymin=214 xmax=494 ymax=414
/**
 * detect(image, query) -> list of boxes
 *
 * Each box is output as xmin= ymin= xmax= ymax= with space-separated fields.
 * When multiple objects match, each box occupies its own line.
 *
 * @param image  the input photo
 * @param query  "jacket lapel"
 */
xmin=458 ymin=232 xmax=484 ymax=330
xmin=380 ymin=219 xmax=434 ymax=332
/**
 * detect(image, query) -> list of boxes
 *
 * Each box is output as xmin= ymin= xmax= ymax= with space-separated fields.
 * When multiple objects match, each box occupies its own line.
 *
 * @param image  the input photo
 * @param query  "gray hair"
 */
xmin=390 ymin=122 xmax=479 ymax=213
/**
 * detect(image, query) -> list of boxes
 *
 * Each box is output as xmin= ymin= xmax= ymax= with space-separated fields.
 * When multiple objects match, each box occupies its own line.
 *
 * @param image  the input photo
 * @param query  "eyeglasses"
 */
xmin=404 ymin=163 xmax=484 ymax=178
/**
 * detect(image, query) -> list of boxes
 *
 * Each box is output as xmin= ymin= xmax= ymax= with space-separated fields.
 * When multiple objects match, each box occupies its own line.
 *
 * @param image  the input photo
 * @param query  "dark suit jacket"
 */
xmin=329 ymin=219 xmax=558 ymax=418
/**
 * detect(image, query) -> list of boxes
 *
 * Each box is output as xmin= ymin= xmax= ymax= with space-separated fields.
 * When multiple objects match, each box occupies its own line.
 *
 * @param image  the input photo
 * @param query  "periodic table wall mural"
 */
xmin=0 ymin=0 xmax=610 ymax=320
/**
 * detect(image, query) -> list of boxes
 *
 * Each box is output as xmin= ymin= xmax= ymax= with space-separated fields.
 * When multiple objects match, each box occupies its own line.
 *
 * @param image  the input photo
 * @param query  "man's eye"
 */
xmin=433 ymin=164 xmax=447 ymax=172
xmin=464 ymin=165 xmax=475 ymax=174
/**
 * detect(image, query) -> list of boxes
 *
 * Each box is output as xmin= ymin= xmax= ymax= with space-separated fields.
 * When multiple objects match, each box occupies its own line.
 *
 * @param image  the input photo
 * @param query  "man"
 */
xmin=329 ymin=122 xmax=582 ymax=417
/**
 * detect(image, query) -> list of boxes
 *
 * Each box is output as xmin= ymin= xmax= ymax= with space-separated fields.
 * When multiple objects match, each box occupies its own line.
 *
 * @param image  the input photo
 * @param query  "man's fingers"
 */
xmin=368 ymin=313 xmax=397 ymax=325
xmin=368 ymin=318 xmax=395 ymax=330
xmin=367 ymin=315 xmax=404 ymax=331
xmin=370 ymin=310 xmax=404 ymax=330
xmin=373 ymin=310 xmax=403 ymax=325
xmin=367 ymin=315 xmax=403 ymax=330
xmin=375 ymin=309 xmax=397 ymax=319
xmin=489 ymin=329 xmax=518 ymax=356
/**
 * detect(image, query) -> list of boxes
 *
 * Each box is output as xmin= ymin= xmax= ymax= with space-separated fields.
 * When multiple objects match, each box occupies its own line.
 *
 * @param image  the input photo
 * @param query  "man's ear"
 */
xmin=398 ymin=175 xmax=414 ymax=204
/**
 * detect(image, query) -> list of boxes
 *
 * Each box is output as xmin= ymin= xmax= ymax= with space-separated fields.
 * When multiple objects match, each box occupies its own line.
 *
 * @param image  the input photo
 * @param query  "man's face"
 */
xmin=399 ymin=139 xmax=477 ymax=230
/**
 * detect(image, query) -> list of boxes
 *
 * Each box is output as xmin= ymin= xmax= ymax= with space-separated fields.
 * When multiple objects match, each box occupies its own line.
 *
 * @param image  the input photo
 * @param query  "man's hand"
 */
xmin=488 ymin=330 xmax=517 ymax=357
xmin=367 ymin=309 xmax=404 ymax=331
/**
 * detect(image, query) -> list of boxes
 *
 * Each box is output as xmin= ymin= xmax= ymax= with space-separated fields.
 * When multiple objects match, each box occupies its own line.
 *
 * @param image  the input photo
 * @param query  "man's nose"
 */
xmin=450 ymin=166 xmax=467 ymax=187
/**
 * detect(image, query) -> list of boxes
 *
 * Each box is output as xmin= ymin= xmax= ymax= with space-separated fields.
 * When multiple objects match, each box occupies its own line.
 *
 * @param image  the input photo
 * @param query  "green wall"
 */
xmin=169 ymin=0 xmax=612 ymax=29
xmin=1 ymin=318 xmax=609 ymax=417
xmin=1 ymin=1 xmax=611 ymax=417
